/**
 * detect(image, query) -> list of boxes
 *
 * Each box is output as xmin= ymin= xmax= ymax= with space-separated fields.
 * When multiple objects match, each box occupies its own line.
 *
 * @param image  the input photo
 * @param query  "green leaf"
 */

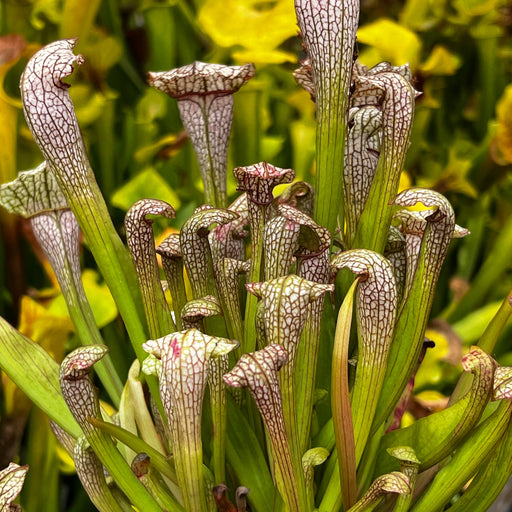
xmin=374 ymin=347 xmax=496 ymax=476
xmin=331 ymin=279 xmax=358 ymax=510
xmin=111 ymin=168 xmax=181 ymax=212
xmin=87 ymin=418 xmax=178 ymax=484
xmin=411 ymin=400 xmax=512 ymax=512
xmin=446 ymin=412 xmax=512 ymax=512
xmin=0 ymin=317 xmax=81 ymax=439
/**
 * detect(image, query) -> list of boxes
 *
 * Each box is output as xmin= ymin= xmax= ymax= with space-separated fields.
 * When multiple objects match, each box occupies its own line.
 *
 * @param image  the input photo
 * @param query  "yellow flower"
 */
xmin=420 ymin=45 xmax=462 ymax=76
xmin=493 ymin=84 xmax=512 ymax=164
xmin=357 ymin=19 xmax=422 ymax=70
xmin=197 ymin=0 xmax=297 ymax=64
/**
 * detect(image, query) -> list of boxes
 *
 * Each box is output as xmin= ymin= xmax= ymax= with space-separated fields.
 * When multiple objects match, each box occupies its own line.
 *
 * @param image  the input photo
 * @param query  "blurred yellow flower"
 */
xmin=414 ymin=328 xmax=449 ymax=388
xmin=420 ymin=45 xmax=462 ymax=76
xmin=398 ymin=170 xmax=412 ymax=192
xmin=197 ymin=0 xmax=297 ymax=64
xmin=18 ymin=295 xmax=73 ymax=362
xmin=493 ymin=84 xmax=512 ymax=164
xmin=357 ymin=18 xmax=422 ymax=70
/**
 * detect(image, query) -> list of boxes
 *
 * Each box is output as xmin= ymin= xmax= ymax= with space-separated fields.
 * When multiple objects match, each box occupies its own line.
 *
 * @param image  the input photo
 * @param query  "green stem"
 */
xmin=209 ymin=356 xmax=228 ymax=485
xmin=295 ymin=297 xmax=325 ymax=454
xmin=243 ymin=201 xmax=267 ymax=354
xmin=315 ymin=104 xmax=346 ymax=236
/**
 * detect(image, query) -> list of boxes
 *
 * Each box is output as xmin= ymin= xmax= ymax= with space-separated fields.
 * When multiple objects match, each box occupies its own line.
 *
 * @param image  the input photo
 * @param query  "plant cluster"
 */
xmin=0 ymin=1 xmax=511 ymax=512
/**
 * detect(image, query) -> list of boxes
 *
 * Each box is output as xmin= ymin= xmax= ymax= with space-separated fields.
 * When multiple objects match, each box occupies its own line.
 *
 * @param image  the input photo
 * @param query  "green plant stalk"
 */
xmin=317 ymin=445 xmax=338 ymax=504
xmin=411 ymin=400 xmax=512 ymax=512
xmin=370 ymin=299 xmax=430 ymax=435
xmin=392 ymin=462 xmax=418 ymax=512
xmin=200 ymin=101 xmax=227 ymax=208
xmin=0 ymin=318 xmax=81 ymax=438
xmin=295 ymin=297 xmax=325 ymax=454
xmin=55 ymin=266 xmax=123 ymax=406
xmin=294 ymin=0 xmax=359 ymax=236
xmin=354 ymin=424 xmax=386 ymax=497
xmin=203 ymin=320 xmax=229 ymax=487
xmin=126 ymin=361 xmax=167 ymax=455
xmin=110 ymin=487 xmax=141 ymax=512
xmin=336 ymin=251 xmax=397 ymax=464
xmin=137 ymin=466 xmax=184 ymax=512
xmin=281 ymin=201 xmax=332 ymax=454
xmin=243 ymin=201 xmax=267 ymax=354
xmin=23 ymin=408 xmax=60 ymax=512
xmin=160 ymin=257 xmax=188 ymax=331
xmin=476 ymin=292 xmax=512 ymax=352
xmin=303 ymin=447 xmax=329 ymax=509
xmin=144 ymin=331 xmax=238 ymax=512
xmin=315 ymin=105 xmax=347 ymax=236
xmin=247 ymin=276 xmax=333 ymax=512
xmin=331 ymin=280 xmax=358 ymax=510
xmin=214 ymin=258 xmax=248 ymax=357
xmin=279 ymin=367 xmax=310 ymax=511
xmin=88 ymin=417 xmax=178 ymax=484
xmin=169 ymin=418 xmax=206 ymax=512
xmin=446 ymin=412 xmax=512 ymax=512
xmin=82 ymin=427 xmax=163 ymax=512
xmin=209 ymin=356 xmax=228 ymax=485
xmin=263 ymin=408 xmax=304 ymax=511
xmin=224 ymin=345 xmax=304 ymax=512
xmin=53 ymin=158 xmax=149 ymax=351
xmin=322 ymin=250 xmax=398 ymax=510
xmin=168 ymin=397 xmax=209 ymax=512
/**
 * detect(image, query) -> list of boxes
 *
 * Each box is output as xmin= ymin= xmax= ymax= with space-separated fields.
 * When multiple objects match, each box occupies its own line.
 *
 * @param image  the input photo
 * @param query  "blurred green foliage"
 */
xmin=0 ymin=0 xmax=511 ymax=509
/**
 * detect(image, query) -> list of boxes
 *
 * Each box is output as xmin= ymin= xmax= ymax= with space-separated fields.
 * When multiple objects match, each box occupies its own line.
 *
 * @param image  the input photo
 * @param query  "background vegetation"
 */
xmin=0 ymin=0 xmax=511 ymax=510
